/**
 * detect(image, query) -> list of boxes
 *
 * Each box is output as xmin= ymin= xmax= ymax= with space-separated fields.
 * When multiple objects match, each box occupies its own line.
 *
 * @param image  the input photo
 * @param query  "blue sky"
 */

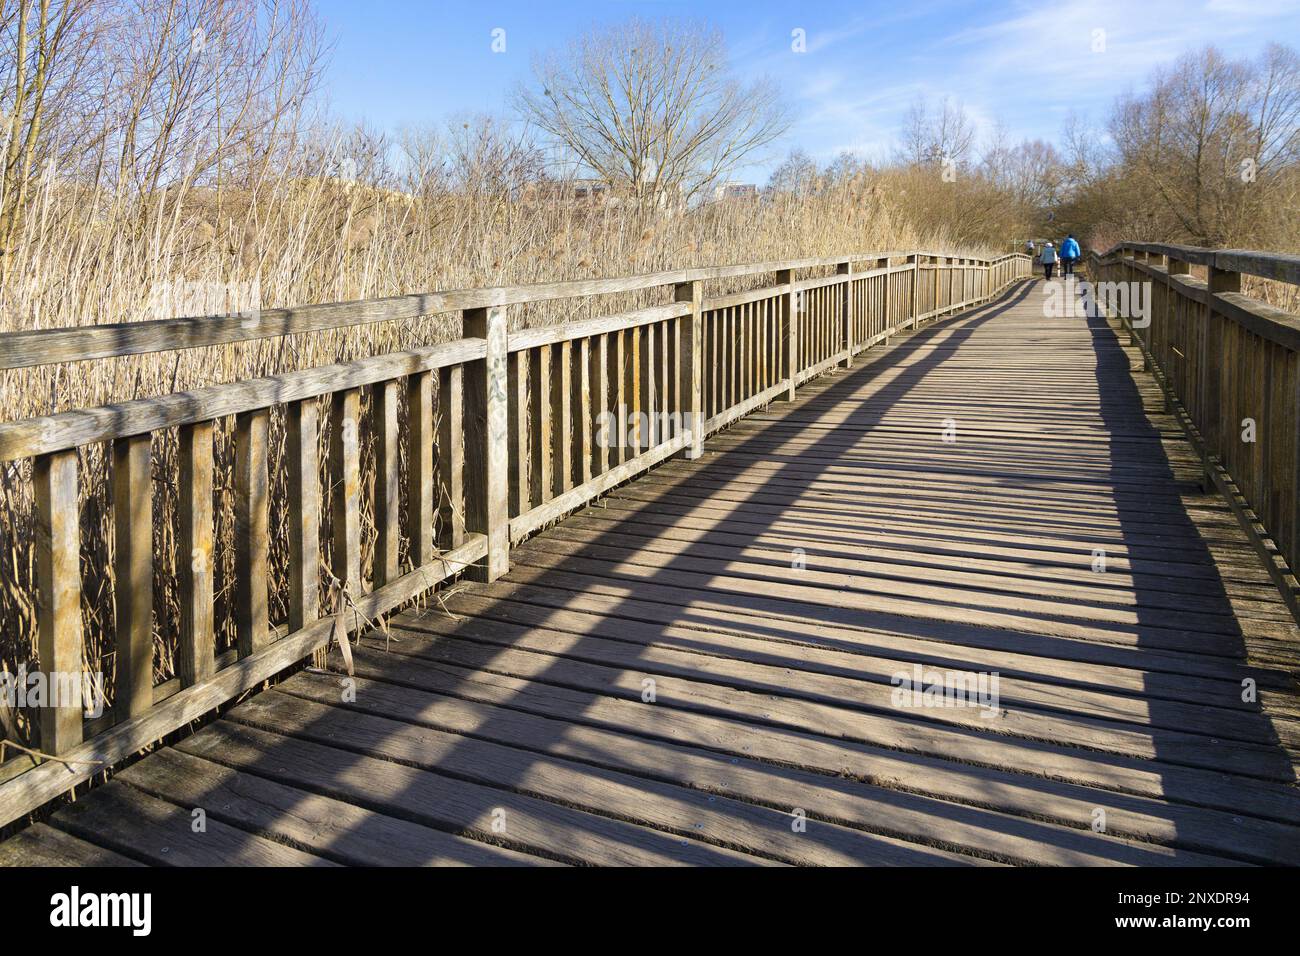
xmin=315 ymin=0 xmax=1300 ymax=180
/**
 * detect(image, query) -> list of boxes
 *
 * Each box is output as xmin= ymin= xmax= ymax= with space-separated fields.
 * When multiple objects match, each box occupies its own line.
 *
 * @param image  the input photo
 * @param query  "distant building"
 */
xmin=711 ymin=182 xmax=758 ymax=203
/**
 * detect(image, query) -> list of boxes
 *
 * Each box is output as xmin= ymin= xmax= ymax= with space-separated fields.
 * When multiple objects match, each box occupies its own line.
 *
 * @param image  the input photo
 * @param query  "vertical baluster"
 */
xmin=592 ymin=333 xmax=609 ymax=475
xmin=372 ymin=380 xmax=400 ymax=588
xmin=407 ymin=373 xmax=436 ymax=568
xmin=508 ymin=349 xmax=529 ymax=517
xmin=627 ymin=326 xmax=642 ymax=455
xmin=113 ymin=434 xmax=153 ymax=719
xmin=178 ymin=422 xmax=214 ymax=684
xmin=528 ymin=346 xmax=553 ymax=504
xmin=287 ymin=399 xmax=321 ymax=632
xmin=552 ymin=341 xmax=573 ymax=494
xmin=574 ymin=337 xmax=592 ymax=485
xmin=609 ymin=331 xmax=626 ymax=467
xmin=641 ymin=323 xmax=656 ymax=447
xmin=331 ymin=389 xmax=363 ymax=595
xmin=437 ymin=367 xmax=465 ymax=547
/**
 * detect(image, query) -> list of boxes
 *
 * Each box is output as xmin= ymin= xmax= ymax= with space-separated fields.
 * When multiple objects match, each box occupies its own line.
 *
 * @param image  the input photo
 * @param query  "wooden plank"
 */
xmin=463 ymin=306 xmax=509 ymax=581
xmin=777 ymin=269 xmax=796 ymax=400
xmin=3 ymin=252 xmax=998 ymax=371
xmin=590 ymin=333 xmax=609 ymax=477
xmin=121 ymin=747 xmax=548 ymax=866
xmin=234 ymin=409 xmax=270 ymax=657
xmin=330 ymin=389 xmax=363 ymax=594
xmin=527 ymin=347 xmax=553 ymax=505
xmin=112 ymin=434 xmax=153 ymax=720
xmin=573 ymin=337 xmax=592 ymax=486
xmin=0 ymin=338 xmax=486 ymax=461
xmin=551 ymin=341 xmax=573 ymax=495
xmin=186 ymin=715 xmax=766 ymax=866
xmin=286 ymin=399 xmax=320 ymax=633
xmin=229 ymin=689 xmax=972 ymax=866
xmin=33 ymin=450 xmax=83 ymax=753
xmin=507 ymin=350 xmax=529 ymax=516
xmin=52 ymin=780 xmax=334 ymax=866
xmin=437 ymin=365 xmax=465 ymax=548
xmin=176 ymin=423 xmax=214 ymax=686
xmin=408 ymin=372 xmax=436 ymax=566
xmin=372 ymin=379 xmax=401 ymax=588
xmin=676 ymin=281 xmax=703 ymax=459
xmin=0 ymin=823 xmax=142 ymax=867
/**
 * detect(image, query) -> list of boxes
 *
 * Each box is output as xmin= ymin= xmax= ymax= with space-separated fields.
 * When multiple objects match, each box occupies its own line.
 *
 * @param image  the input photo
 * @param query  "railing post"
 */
xmin=908 ymin=253 xmax=920 ymax=329
xmin=836 ymin=260 xmax=854 ymax=367
xmin=34 ymin=449 xmax=83 ymax=753
xmin=778 ymin=268 xmax=797 ymax=400
xmin=675 ymin=279 xmax=704 ymax=459
xmin=464 ymin=305 xmax=509 ymax=581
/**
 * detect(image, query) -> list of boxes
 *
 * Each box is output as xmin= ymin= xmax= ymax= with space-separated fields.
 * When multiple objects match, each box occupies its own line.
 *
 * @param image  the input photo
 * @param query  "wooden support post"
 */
xmin=837 ymin=261 xmax=854 ymax=367
xmin=112 ymin=434 xmax=153 ymax=720
xmin=331 ymin=388 xmax=363 ymax=595
xmin=372 ymin=379 xmax=400 ymax=588
xmin=676 ymin=279 xmax=704 ymax=458
xmin=286 ymin=399 xmax=320 ymax=633
xmin=778 ymin=268 xmax=797 ymax=399
xmin=407 ymin=372 xmax=436 ymax=568
xmin=177 ymin=422 xmax=214 ymax=685
xmin=464 ymin=305 xmax=509 ymax=582
xmin=34 ymin=450 xmax=83 ymax=753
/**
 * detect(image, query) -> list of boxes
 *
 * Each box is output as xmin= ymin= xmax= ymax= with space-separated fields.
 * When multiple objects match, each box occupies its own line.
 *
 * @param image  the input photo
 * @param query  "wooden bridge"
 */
xmin=1 ymin=246 xmax=1299 ymax=866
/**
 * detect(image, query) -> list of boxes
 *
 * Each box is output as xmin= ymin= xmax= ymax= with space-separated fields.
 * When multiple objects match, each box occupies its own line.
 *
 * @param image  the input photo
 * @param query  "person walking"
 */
xmin=1040 ymin=241 xmax=1057 ymax=280
xmin=1060 ymin=234 xmax=1081 ymax=277
xmin=1024 ymin=239 xmax=1035 ymax=259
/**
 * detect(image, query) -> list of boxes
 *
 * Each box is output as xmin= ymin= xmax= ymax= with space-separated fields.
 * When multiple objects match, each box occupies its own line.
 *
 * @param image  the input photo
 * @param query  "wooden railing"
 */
xmin=0 ymin=248 xmax=1030 ymax=825
xmin=1088 ymin=242 xmax=1300 ymax=620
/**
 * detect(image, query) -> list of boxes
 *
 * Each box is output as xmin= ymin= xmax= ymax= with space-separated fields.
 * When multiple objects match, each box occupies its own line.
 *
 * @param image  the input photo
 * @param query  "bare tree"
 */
xmin=899 ymin=96 xmax=976 ymax=169
xmin=515 ymin=17 xmax=790 ymax=206
xmin=1109 ymin=44 xmax=1300 ymax=245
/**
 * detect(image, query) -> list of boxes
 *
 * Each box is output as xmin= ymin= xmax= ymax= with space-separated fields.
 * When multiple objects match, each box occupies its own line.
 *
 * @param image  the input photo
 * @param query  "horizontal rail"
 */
xmin=1087 ymin=244 xmax=1300 ymax=620
xmin=0 ymin=247 xmax=1032 ymax=828
xmin=0 ymin=249 xmax=1024 ymax=370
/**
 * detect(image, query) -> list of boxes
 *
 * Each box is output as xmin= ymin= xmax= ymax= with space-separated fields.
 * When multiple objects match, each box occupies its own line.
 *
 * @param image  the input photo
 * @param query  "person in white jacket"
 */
xmin=1040 ymin=241 xmax=1058 ymax=280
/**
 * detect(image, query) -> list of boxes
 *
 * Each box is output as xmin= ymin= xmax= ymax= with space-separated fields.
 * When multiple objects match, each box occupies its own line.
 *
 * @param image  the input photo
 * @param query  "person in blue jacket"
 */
xmin=1060 ymin=234 xmax=1081 ymax=277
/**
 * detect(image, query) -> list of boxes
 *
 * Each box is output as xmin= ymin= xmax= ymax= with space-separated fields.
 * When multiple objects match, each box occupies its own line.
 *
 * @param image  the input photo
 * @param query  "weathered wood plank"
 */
xmin=234 ymin=409 xmax=270 ymax=656
xmin=177 ymin=423 xmax=214 ymax=686
xmin=112 ymin=434 xmax=153 ymax=720
xmin=33 ymin=450 xmax=83 ymax=753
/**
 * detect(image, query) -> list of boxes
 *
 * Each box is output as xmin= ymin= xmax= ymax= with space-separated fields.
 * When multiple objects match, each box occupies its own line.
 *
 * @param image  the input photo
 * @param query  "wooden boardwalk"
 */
xmin=6 ymin=278 xmax=1300 ymax=866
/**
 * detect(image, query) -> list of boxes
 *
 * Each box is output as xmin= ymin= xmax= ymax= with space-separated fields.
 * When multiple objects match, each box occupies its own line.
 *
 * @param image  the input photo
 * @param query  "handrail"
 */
xmin=1086 ymin=242 xmax=1300 ymax=621
xmin=0 ymin=247 xmax=1032 ymax=827
xmin=0 ymin=249 xmax=1025 ymax=370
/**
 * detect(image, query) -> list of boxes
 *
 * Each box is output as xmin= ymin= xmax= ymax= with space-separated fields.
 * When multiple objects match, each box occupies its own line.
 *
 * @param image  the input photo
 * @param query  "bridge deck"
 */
xmin=8 ymin=279 xmax=1300 ymax=866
